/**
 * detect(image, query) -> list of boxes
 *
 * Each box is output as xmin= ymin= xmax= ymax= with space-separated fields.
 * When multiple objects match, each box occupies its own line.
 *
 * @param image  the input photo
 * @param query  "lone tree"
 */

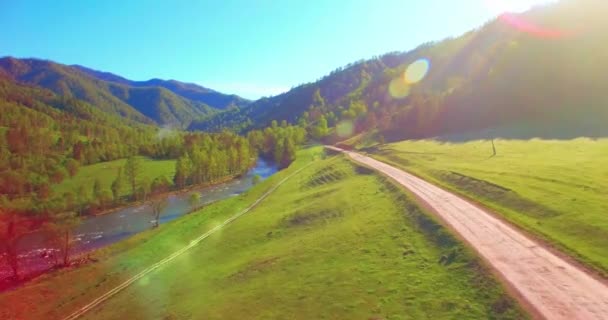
xmin=150 ymin=198 xmax=168 ymax=228
xmin=252 ymin=174 xmax=262 ymax=185
xmin=50 ymin=212 xmax=80 ymax=267
xmin=124 ymin=156 xmax=141 ymax=199
xmin=489 ymin=130 xmax=497 ymax=157
xmin=188 ymin=193 xmax=201 ymax=208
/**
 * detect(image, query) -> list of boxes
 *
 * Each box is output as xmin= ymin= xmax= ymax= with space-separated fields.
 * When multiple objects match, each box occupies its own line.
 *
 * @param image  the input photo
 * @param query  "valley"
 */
xmin=1 ymin=0 xmax=608 ymax=319
xmin=0 ymin=148 xmax=526 ymax=320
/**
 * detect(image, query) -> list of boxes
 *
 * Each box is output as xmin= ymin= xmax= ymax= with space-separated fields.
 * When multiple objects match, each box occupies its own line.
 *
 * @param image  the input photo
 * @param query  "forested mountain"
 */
xmin=0 ymin=57 xmax=248 ymax=127
xmin=73 ymin=65 xmax=249 ymax=110
xmin=0 ymin=74 xmax=303 ymax=216
xmin=191 ymin=0 xmax=608 ymax=140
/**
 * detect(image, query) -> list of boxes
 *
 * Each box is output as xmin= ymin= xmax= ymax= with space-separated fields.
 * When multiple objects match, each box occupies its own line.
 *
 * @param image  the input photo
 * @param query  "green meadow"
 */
xmin=54 ymin=156 xmax=176 ymax=198
xmin=0 ymin=147 xmax=524 ymax=319
xmin=368 ymin=138 xmax=608 ymax=274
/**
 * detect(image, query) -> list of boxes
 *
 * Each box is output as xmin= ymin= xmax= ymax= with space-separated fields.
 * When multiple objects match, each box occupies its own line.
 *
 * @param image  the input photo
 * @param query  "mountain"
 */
xmin=0 ymin=58 xmax=248 ymax=127
xmin=190 ymin=0 xmax=608 ymax=139
xmin=72 ymin=65 xmax=249 ymax=110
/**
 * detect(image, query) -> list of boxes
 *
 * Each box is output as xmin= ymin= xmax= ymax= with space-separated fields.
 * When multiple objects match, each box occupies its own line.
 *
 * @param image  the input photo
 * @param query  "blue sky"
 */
xmin=0 ymin=0 xmax=552 ymax=99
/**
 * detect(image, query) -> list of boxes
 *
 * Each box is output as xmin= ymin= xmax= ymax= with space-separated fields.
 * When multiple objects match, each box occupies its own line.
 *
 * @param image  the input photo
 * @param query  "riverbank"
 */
xmin=0 ymin=147 xmax=525 ymax=320
xmin=87 ymin=174 xmax=241 ymax=218
xmin=0 ymin=159 xmax=277 ymax=289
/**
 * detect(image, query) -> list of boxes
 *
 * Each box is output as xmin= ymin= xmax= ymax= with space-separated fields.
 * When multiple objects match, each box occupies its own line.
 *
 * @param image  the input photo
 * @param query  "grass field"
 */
xmin=367 ymin=138 xmax=608 ymax=274
xmin=54 ymin=157 xmax=176 ymax=198
xmin=0 ymin=147 xmax=525 ymax=319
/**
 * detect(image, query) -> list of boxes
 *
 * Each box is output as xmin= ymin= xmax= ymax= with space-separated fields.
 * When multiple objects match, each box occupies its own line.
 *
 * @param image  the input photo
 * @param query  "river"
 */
xmin=0 ymin=158 xmax=278 ymax=285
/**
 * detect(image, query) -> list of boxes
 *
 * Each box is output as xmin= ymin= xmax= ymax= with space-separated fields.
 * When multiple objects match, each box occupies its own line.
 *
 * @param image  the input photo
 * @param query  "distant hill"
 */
xmin=72 ymin=65 xmax=249 ymax=110
xmin=0 ymin=58 xmax=249 ymax=127
xmin=191 ymin=0 xmax=608 ymax=139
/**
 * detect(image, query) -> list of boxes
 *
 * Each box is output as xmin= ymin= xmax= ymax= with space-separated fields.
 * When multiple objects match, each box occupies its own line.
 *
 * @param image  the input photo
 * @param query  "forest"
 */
xmin=0 ymin=75 xmax=306 ymax=280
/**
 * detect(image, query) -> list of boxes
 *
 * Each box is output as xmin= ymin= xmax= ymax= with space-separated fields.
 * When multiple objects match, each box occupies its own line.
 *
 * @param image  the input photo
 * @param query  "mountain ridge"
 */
xmin=189 ymin=0 xmax=608 ymax=140
xmin=0 ymin=57 xmax=249 ymax=127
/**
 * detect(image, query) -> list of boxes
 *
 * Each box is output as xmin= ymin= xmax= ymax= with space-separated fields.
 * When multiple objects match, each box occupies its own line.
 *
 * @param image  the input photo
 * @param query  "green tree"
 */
xmin=174 ymin=156 xmax=193 ymax=188
xmin=311 ymin=116 xmax=329 ymax=140
xmin=188 ymin=193 xmax=201 ymax=208
xmin=312 ymin=88 xmax=325 ymax=107
xmin=76 ymin=186 xmax=89 ymax=216
xmin=280 ymin=137 xmax=296 ymax=168
xmin=111 ymin=168 xmax=123 ymax=203
xmin=124 ymin=156 xmax=141 ymax=198
xmin=151 ymin=175 xmax=172 ymax=194
xmin=252 ymin=174 xmax=262 ymax=185
xmin=93 ymin=178 xmax=103 ymax=200
xmin=138 ymin=177 xmax=151 ymax=201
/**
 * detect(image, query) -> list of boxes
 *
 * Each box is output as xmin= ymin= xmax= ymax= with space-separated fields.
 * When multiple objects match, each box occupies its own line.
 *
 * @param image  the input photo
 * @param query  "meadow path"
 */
xmin=328 ymin=146 xmax=608 ymax=320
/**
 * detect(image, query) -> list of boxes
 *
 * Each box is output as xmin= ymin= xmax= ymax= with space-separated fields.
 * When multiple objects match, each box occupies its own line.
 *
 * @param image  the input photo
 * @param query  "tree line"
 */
xmin=0 ymin=78 xmax=309 ymax=281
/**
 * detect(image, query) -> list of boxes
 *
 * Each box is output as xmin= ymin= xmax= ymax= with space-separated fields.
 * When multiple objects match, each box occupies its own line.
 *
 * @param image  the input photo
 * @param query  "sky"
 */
xmin=0 ymin=0 xmax=554 ymax=99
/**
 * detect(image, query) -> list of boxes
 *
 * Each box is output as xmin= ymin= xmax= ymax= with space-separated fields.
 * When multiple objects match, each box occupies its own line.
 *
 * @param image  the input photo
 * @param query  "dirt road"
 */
xmin=329 ymin=146 xmax=608 ymax=320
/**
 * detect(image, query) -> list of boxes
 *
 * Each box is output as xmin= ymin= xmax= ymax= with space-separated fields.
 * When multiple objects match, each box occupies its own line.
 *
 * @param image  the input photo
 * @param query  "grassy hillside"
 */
xmin=0 ymin=147 xmax=525 ymax=319
xmin=54 ymin=157 xmax=176 ymax=199
xmin=369 ymin=138 xmax=608 ymax=274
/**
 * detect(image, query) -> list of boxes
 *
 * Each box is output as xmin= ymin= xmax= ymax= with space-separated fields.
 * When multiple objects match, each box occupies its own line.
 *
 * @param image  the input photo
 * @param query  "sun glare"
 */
xmin=483 ymin=0 xmax=558 ymax=14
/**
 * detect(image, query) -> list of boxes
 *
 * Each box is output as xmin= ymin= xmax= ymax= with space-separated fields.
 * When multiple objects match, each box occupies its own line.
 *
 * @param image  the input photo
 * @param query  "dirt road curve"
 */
xmin=328 ymin=146 xmax=608 ymax=320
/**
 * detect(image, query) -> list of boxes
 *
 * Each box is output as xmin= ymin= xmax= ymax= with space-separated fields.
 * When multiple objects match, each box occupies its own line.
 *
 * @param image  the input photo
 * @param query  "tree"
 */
xmin=173 ymin=156 xmax=192 ymax=189
xmin=150 ymin=198 xmax=168 ymax=228
xmin=66 ymin=159 xmax=80 ymax=177
xmin=312 ymin=88 xmax=325 ymax=108
xmin=0 ymin=211 xmax=24 ymax=280
xmin=273 ymin=138 xmax=285 ymax=164
xmin=124 ymin=156 xmax=141 ymax=198
xmin=77 ymin=186 xmax=89 ymax=216
xmin=50 ymin=212 xmax=80 ymax=267
xmin=280 ymin=137 xmax=296 ymax=168
xmin=50 ymin=167 xmax=67 ymax=184
xmin=188 ymin=193 xmax=201 ymax=208
xmin=151 ymin=175 xmax=172 ymax=194
xmin=93 ymin=178 xmax=103 ymax=200
xmin=37 ymin=182 xmax=52 ymax=200
xmin=137 ymin=177 xmax=151 ymax=201
xmin=111 ymin=169 xmax=123 ymax=203
xmin=252 ymin=174 xmax=262 ymax=185
xmin=311 ymin=116 xmax=329 ymax=140
xmin=0 ymin=210 xmax=40 ymax=280
xmin=72 ymin=141 xmax=84 ymax=161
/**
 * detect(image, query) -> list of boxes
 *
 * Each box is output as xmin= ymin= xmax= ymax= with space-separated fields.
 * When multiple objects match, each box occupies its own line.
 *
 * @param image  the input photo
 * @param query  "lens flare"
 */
xmin=405 ymin=59 xmax=430 ymax=84
xmin=483 ymin=0 xmax=557 ymax=13
xmin=389 ymin=58 xmax=430 ymax=99
xmin=388 ymin=77 xmax=410 ymax=99
xmin=481 ymin=0 xmax=575 ymax=39
xmin=499 ymin=13 xmax=572 ymax=39
xmin=336 ymin=121 xmax=354 ymax=138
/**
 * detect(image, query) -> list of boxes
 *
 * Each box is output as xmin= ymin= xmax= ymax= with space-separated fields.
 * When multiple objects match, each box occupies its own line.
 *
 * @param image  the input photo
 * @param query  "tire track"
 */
xmin=329 ymin=146 xmax=608 ymax=320
xmin=62 ymin=161 xmax=314 ymax=320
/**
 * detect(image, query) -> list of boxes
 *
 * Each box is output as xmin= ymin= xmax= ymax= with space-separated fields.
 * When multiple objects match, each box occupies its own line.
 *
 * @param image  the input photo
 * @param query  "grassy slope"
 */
xmin=369 ymin=138 xmax=608 ymax=274
xmin=0 ymin=147 xmax=525 ymax=319
xmin=54 ymin=157 xmax=176 ymax=198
